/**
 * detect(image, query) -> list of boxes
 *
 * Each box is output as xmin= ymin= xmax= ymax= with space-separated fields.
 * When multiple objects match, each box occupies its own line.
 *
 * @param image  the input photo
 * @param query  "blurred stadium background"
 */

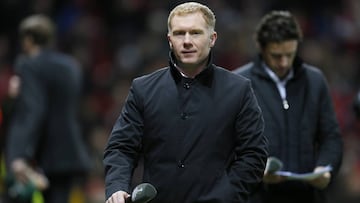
xmin=0 ymin=0 xmax=359 ymax=202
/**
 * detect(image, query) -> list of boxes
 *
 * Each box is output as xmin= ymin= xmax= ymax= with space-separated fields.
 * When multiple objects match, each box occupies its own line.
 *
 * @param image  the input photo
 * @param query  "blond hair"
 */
xmin=19 ymin=14 xmax=55 ymax=46
xmin=167 ymin=2 xmax=216 ymax=33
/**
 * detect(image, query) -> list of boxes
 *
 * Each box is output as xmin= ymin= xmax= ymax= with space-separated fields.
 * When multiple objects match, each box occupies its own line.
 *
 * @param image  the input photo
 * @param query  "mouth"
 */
xmin=181 ymin=50 xmax=196 ymax=54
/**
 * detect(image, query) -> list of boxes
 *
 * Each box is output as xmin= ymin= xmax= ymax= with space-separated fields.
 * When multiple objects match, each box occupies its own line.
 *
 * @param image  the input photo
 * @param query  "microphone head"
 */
xmin=131 ymin=183 xmax=157 ymax=203
xmin=265 ymin=156 xmax=283 ymax=174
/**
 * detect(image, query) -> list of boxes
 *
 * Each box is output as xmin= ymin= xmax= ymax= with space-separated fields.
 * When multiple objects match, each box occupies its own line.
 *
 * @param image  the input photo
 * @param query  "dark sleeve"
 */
xmin=103 ymin=81 xmax=143 ymax=199
xmin=6 ymin=59 xmax=48 ymax=164
xmin=316 ymin=75 xmax=343 ymax=178
xmin=231 ymin=80 xmax=268 ymax=202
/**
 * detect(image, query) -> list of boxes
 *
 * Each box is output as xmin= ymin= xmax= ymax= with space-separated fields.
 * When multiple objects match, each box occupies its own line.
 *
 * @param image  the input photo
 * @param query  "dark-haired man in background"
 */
xmin=233 ymin=10 xmax=343 ymax=203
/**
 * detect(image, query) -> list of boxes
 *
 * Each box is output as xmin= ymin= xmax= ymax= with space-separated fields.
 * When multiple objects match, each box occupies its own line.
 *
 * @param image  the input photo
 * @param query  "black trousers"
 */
xmin=42 ymin=175 xmax=74 ymax=203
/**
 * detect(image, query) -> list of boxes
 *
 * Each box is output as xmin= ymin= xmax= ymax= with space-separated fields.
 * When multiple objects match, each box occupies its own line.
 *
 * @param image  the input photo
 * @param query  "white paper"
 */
xmin=275 ymin=165 xmax=332 ymax=180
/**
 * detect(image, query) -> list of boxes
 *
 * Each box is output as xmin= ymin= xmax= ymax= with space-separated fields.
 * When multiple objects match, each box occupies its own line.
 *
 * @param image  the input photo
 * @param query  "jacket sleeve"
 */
xmin=231 ymin=80 xmax=268 ymax=202
xmin=103 ymin=81 xmax=143 ymax=199
xmin=315 ymin=74 xmax=343 ymax=178
xmin=6 ymin=59 xmax=48 ymax=164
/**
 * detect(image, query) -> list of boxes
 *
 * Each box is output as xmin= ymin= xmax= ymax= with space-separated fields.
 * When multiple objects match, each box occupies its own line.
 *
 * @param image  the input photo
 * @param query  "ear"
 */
xmin=210 ymin=32 xmax=217 ymax=47
xmin=253 ymin=34 xmax=262 ymax=51
xmin=167 ymin=34 xmax=173 ymax=49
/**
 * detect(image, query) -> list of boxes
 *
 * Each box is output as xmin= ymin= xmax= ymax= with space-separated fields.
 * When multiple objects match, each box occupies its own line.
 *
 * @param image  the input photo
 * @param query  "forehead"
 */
xmin=264 ymin=40 xmax=298 ymax=53
xmin=170 ymin=12 xmax=207 ymax=30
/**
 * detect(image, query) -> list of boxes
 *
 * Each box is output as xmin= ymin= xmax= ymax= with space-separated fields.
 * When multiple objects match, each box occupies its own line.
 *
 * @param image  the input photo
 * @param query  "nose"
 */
xmin=279 ymin=56 xmax=290 ymax=68
xmin=183 ymin=33 xmax=193 ymax=48
xmin=184 ymin=33 xmax=192 ymax=43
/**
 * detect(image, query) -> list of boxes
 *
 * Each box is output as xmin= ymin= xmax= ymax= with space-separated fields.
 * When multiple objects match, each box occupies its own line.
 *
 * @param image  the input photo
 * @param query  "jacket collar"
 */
xmin=252 ymin=54 xmax=305 ymax=79
xmin=169 ymin=51 xmax=214 ymax=87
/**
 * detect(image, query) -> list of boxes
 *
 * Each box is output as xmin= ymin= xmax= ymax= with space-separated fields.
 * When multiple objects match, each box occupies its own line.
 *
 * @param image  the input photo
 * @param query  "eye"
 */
xmin=173 ymin=31 xmax=185 ymax=36
xmin=270 ymin=54 xmax=282 ymax=60
xmin=190 ymin=30 xmax=203 ymax=35
xmin=286 ymin=53 xmax=295 ymax=58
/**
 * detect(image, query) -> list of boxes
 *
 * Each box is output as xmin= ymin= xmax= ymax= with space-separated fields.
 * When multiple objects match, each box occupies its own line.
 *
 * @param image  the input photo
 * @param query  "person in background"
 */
xmin=233 ymin=10 xmax=343 ymax=203
xmin=103 ymin=2 xmax=268 ymax=203
xmin=5 ymin=14 xmax=91 ymax=203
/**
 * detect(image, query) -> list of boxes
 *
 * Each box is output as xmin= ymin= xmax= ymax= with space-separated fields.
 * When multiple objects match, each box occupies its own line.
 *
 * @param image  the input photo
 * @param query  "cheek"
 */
xmin=269 ymin=59 xmax=278 ymax=67
xmin=264 ymin=55 xmax=275 ymax=66
xmin=198 ymin=39 xmax=213 ymax=50
xmin=170 ymin=42 xmax=181 ymax=52
xmin=209 ymin=38 xmax=215 ymax=47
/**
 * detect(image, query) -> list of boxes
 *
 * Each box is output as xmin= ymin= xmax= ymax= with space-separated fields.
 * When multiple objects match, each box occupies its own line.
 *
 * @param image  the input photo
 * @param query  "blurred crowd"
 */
xmin=0 ymin=0 xmax=359 ymax=202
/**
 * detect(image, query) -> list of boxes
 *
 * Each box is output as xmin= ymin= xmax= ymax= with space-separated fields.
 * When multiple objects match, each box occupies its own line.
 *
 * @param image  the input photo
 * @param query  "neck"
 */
xmin=27 ymin=46 xmax=41 ymax=57
xmin=176 ymin=58 xmax=208 ymax=78
xmin=176 ymin=65 xmax=204 ymax=78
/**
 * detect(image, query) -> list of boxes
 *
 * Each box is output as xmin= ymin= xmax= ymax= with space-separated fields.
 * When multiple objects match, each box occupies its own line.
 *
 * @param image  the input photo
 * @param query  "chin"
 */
xmin=180 ymin=58 xmax=198 ymax=65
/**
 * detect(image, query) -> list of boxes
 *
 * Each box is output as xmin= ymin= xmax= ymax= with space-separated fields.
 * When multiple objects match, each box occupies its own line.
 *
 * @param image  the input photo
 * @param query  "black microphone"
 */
xmin=125 ymin=183 xmax=157 ymax=203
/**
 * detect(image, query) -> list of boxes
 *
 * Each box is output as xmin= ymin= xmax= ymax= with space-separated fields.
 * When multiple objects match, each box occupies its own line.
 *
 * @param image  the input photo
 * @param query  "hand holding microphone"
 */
xmin=106 ymin=183 xmax=157 ymax=203
xmin=263 ymin=157 xmax=286 ymax=184
xmin=125 ymin=183 xmax=157 ymax=203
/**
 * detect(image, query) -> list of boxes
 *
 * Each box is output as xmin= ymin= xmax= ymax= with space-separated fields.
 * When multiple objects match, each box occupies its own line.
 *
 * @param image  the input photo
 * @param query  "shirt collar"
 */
xmin=263 ymin=62 xmax=294 ymax=84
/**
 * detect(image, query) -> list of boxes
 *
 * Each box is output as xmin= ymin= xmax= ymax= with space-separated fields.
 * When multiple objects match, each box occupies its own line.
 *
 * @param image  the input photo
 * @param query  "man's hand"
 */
xmin=11 ymin=159 xmax=49 ymax=190
xmin=307 ymin=166 xmax=331 ymax=189
xmin=11 ymin=159 xmax=29 ymax=184
xmin=106 ymin=191 xmax=130 ymax=203
xmin=263 ymin=172 xmax=287 ymax=184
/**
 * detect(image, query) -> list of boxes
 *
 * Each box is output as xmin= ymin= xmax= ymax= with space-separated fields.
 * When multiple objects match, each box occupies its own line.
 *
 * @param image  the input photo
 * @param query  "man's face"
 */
xmin=168 ymin=12 xmax=217 ymax=69
xmin=22 ymin=36 xmax=33 ymax=55
xmin=261 ymin=40 xmax=298 ymax=79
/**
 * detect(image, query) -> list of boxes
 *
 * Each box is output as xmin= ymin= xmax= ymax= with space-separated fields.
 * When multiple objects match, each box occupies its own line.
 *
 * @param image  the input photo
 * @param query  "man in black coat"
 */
xmin=104 ymin=2 xmax=268 ymax=203
xmin=5 ymin=14 xmax=91 ymax=203
xmin=233 ymin=11 xmax=343 ymax=203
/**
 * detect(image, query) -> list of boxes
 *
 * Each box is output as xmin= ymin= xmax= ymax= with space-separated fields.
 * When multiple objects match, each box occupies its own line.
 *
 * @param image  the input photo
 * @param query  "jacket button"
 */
xmin=181 ymin=113 xmax=188 ymax=120
xmin=178 ymin=161 xmax=185 ymax=168
xmin=183 ymin=83 xmax=190 ymax=89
